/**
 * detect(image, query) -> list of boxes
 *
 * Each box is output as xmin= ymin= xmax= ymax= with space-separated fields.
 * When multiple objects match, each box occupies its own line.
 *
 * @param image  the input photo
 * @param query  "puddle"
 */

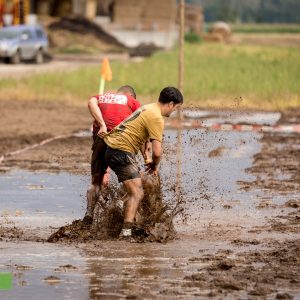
xmin=0 ymin=241 xmax=88 ymax=300
xmin=0 ymin=237 xmax=262 ymax=300
xmin=182 ymin=110 xmax=281 ymax=126
xmin=0 ymin=170 xmax=86 ymax=229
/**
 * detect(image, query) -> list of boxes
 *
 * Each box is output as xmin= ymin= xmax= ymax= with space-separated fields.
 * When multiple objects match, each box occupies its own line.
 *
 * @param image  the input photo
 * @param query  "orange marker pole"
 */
xmin=99 ymin=57 xmax=112 ymax=94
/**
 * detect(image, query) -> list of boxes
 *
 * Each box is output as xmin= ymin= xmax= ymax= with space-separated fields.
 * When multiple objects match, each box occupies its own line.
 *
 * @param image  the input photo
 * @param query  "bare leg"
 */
xmin=83 ymin=173 xmax=105 ymax=224
xmin=119 ymin=178 xmax=144 ymax=238
xmin=85 ymin=184 xmax=100 ymax=218
xmin=122 ymin=178 xmax=144 ymax=223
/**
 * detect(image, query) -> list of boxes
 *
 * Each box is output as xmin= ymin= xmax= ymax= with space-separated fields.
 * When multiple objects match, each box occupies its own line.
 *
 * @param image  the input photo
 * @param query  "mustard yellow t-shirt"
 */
xmin=104 ymin=103 xmax=164 ymax=154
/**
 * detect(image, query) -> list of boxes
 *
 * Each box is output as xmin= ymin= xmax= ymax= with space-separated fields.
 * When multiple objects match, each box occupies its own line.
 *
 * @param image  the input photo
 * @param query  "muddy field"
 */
xmin=0 ymin=100 xmax=91 ymax=173
xmin=0 ymin=100 xmax=299 ymax=299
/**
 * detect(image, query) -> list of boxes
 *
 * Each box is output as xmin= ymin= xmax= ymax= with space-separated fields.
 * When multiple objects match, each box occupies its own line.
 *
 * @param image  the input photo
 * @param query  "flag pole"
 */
xmin=99 ymin=76 xmax=105 ymax=94
xmin=99 ymin=57 xmax=112 ymax=95
xmin=178 ymin=0 xmax=184 ymax=120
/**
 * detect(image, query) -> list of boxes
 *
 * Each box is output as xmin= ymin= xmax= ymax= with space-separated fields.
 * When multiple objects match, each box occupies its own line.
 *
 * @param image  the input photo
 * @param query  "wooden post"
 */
xmin=176 ymin=0 xmax=184 ymax=204
xmin=178 ymin=0 xmax=185 ymax=117
xmin=86 ymin=0 xmax=97 ymax=19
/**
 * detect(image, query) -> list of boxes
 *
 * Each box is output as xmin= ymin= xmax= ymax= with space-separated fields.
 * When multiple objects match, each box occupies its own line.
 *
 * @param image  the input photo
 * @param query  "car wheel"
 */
xmin=35 ymin=49 xmax=44 ymax=64
xmin=10 ymin=50 xmax=21 ymax=64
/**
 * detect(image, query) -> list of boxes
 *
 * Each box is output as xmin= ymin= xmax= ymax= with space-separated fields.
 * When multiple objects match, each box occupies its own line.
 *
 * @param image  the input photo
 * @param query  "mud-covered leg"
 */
xmin=119 ymin=178 xmax=144 ymax=238
xmin=83 ymin=184 xmax=100 ymax=225
xmin=85 ymin=136 xmax=108 ymax=225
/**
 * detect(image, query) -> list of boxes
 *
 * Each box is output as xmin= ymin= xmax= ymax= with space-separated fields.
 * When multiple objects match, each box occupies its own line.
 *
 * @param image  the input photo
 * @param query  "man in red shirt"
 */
xmin=83 ymin=85 xmax=141 ymax=225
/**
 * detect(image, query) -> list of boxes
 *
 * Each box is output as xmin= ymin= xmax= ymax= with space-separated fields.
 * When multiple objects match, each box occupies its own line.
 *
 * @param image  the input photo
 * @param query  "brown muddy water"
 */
xmin=1 ymin=111 xmax=299 ymax=299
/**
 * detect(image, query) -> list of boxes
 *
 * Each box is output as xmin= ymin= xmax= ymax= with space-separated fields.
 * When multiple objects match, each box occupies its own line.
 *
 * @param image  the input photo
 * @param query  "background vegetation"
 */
xmin=187 ymin=0 xmax=300 ymax=23
xmin=1 ymin=42 xmax=299 ymax=110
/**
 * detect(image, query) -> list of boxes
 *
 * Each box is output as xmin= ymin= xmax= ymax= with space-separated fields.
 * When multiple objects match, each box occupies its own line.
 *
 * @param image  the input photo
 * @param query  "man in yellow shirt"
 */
xmin=104 ymin=86 xmax=183 ymax=240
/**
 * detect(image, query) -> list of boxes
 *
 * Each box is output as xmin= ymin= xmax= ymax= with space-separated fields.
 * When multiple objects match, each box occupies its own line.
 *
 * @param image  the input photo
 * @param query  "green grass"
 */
xmin=1 ymin=43 xmax=300 ymax=110
xmin=231 ymin=23 xmax=300 ymax=34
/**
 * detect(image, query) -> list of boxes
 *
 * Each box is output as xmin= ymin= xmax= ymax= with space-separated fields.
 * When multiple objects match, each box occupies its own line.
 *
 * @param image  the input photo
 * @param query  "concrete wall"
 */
xmin=85 ymin=0 xmax=96 ymax=18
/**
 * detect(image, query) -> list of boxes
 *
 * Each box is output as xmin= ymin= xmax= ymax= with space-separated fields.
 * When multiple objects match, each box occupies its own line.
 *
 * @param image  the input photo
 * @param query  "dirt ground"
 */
xmin=0 ymin=100 xmax=91 ymax=174
xmin=0 ymin=100 xmax=299 ymax=298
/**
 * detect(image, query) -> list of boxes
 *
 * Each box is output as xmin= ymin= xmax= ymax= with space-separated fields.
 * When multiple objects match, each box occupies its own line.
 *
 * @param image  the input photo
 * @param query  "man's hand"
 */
xmin=88 ymin=97 xmax=107 ymax=137
xmin=145 ymin=162 xmax=159 ymax=176
xmin=97 ymin=124 xmax=107 ymax=138
xmin=146 ymin=140 xmax=161 ymax=176
xmin=141 ymin=140 xmax=151 ymax=162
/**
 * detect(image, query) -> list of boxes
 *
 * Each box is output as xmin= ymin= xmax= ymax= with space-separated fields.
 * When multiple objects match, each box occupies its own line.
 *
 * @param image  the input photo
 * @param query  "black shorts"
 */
xmin=105 ymin=147 xmax=140 ymax=183
xmin=91 ymin=136 xmax=108 ymax=185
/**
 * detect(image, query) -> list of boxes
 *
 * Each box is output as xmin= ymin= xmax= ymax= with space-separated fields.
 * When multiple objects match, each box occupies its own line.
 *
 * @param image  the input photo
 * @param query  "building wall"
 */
xmin=184 ymin=3 xmax=203 ymax=34
xmin=33 ymin=0 xmax=97 ymax=18
xmin=85 ymin=0 xmax=96 ymax=18
xmin=1 ymin=0 xmax=203 ymax=35
xmin=96 ymin=0 xmax=113 ymax=16
xmin=113 ymin=0 xmax=177 ymax=30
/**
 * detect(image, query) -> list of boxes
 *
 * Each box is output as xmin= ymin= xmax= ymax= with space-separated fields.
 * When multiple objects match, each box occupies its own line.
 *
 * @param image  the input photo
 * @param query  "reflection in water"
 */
xmin=84 ymin=240 xmax=201 ymax=299
xmin=0 ymin=242 xmax=89 ymax=300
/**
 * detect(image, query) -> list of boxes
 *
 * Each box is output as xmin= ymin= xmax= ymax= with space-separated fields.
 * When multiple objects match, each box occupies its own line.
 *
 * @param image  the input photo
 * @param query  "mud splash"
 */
xmin=48 ymin=174 xmax=181 ymax=243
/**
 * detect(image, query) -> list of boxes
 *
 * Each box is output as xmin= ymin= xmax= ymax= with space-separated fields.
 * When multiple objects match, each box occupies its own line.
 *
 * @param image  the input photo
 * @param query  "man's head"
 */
xmin=117 ymin=85 xmax=136 ymax=99
xmin=158 ymin=86 xmax=183 ymax=117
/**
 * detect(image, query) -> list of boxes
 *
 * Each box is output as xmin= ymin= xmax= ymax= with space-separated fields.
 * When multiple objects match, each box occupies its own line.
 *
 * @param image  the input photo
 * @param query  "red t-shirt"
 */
xmin=92 ymin=92 xmax=141 ymax=135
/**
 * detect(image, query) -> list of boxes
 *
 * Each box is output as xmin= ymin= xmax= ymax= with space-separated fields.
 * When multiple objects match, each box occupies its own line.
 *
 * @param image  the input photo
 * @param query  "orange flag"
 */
xmin=101 ymin=57 xmax=112 ymax=81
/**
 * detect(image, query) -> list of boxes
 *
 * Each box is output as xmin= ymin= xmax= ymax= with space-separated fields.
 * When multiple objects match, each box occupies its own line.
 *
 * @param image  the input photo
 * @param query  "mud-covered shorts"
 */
xmin=105 ymin=147 xmax=140 ymax=183
xmin=91 ymin=136 xmax=108 ymax=185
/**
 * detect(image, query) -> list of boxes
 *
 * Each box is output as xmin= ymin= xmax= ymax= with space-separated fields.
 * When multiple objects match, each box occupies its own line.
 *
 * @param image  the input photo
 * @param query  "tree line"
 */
xmin=187 ymin=0 xmax=300 ymax=23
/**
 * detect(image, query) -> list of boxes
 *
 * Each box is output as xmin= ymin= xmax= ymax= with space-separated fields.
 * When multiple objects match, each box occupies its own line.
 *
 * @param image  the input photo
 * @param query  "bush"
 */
xmin=185 ymin=32 xmax=202 ymax=44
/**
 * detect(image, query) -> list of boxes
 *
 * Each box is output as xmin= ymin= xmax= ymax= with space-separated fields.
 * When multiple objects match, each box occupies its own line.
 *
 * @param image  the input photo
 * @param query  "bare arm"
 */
xmin=140 ymin=140 xmax=152 ymax=163
xmin=88 ymin=97 xmax=107 ymax=137
xmin=145 ymin=140 xmax=162 ymax=176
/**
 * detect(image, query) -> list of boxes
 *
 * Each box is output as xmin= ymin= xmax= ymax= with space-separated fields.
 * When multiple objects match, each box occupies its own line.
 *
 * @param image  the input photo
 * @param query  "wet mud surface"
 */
xmin=47 ymin=175 xmax=178 ymax=244
xmin=0 ymin=100 xmax=299 ymax=299
xmin=238 ymin=110 xmax=300 ymax=237
xmin=0 ymin=100 xmax=91 ymax=174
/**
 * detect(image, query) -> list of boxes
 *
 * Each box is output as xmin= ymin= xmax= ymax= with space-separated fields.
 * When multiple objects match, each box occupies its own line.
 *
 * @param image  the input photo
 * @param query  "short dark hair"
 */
xmin=117 ymin=85 xmax=136 ymax=99
xmin=158 ymin=87 xmax=183 ymax=104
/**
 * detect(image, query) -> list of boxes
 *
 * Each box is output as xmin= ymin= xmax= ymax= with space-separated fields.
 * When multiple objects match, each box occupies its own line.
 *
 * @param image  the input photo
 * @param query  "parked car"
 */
xmin=0 ymin=24 xmax=49 ymax=64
